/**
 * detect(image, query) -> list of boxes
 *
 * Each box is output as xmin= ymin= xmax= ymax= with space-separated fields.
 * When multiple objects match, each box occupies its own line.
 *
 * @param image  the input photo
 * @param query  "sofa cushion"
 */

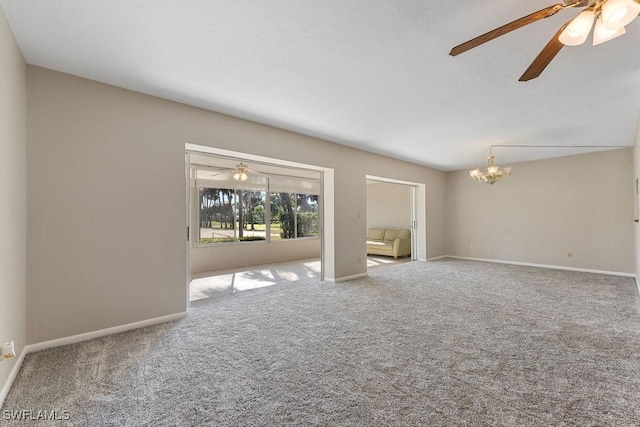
xmin=366 ymin=240 xmax=393 ymax=249
xmin=384 ymin=229 xmax=410 ymax=240
xmin=367 ymin=228 xmax=386 ymax=240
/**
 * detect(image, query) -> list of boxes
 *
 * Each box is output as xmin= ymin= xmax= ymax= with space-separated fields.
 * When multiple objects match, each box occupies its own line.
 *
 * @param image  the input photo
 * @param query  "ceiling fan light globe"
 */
xmin=240 ymin=172 xmax=248 ymax=181
xmin=233 ymin=172 xmax=241 ymax=180
xmin=559 ymin=9 xmax=595 ymax=46
xmin=611 ymin=6 xmax=628 ymax=21
xmin=602 ymin=0 xmax=640 ymax=30
xmin=593 ymin=16 xmax=626 ymax=45
xmin=558 ymin=31 xmax=587 ymax=46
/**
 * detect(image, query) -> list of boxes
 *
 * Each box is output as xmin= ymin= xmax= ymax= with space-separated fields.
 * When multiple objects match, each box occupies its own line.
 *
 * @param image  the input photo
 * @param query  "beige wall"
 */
xmin=0 ymin=6 xmax=26 ymax=397
xmin=446 ymin=149 xmax=634 ymax=274
xmin=191 ymin=239 xmax=321 ymax=273
xmin=366 ymin=182 xmax=412 ymax=229
xmin=26 ymin=66 xmax=447 ymax=343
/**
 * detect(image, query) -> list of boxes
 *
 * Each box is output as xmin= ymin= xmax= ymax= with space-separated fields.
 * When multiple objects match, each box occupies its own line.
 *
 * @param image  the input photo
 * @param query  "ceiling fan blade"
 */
xmin=449 ymin=4 xmax=565 ymax=56
xmin=519 ymin=21 xmax=570 ymax=82
xmin=208 ymin=170 xmax=232 ymax=178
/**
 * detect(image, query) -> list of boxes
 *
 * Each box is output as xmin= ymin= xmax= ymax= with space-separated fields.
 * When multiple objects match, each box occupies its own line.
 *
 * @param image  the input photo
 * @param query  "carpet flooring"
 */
xmin=2 ymin=259 xmax=639 ymax=426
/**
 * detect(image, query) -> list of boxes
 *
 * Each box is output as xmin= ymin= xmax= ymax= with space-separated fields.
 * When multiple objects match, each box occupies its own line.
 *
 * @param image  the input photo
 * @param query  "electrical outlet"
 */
xmin=470 ymin=244 xmax=475 ymax=251
xmin=1 ymin=341 xmax=15 ymax=360
xmin=567 ymin=251 xmax=573 ymax=259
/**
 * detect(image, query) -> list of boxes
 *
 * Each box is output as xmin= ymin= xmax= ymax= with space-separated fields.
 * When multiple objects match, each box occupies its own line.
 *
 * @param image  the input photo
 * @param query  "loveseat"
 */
xmin=366 ymin=228 xmax=411 ymax=259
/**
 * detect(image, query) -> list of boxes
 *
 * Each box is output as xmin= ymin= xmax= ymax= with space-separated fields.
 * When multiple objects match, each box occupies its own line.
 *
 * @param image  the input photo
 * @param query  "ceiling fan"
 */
xmin=208 ymin=163 xmax=268 ymax=181
xmin=449 ymin=0 xmax=640 ymax=81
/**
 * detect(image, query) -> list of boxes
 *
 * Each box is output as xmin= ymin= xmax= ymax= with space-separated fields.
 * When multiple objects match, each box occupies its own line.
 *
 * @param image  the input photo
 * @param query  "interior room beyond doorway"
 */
xmin=366 ymin=178 xmax=417 ymax=270
xmin=186 ymin=147 xmax=330 ymax=305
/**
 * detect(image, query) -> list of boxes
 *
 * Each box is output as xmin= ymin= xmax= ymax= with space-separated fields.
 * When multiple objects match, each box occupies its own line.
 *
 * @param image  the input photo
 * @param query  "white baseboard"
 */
xmin=447 ymin=256 xmax=635 ymax=278
xmin=636 ymin=275 xmax=640 ymax=296
xmin=0 ymin=347 xmax=28 ymax=408
xmin=326 ymin=272 xmax=369 ymax=283
xmin=426 ymin=256 xmax=447 ymax=261
xmin=26 ymin=312 xmax=187 ymax=354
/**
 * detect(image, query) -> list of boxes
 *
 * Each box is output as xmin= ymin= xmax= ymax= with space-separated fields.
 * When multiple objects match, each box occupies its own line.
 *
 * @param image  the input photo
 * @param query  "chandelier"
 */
xmin=469 ymin=155 xmax=512 ymax=185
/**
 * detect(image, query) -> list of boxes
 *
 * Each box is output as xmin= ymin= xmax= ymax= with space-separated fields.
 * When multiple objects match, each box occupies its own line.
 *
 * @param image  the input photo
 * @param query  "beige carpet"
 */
xmin=2 ymin=259 xmax=639 ymax=426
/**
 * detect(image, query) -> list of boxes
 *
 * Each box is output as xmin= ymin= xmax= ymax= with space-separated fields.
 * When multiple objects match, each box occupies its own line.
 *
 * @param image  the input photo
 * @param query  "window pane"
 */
xmin=237 ymin=190 xmax=266 ymax=242
xmin=272 ymin=192 xmax=295 ymax=240
xmin=199 ymin=188 xmax=236 ymax=244
xmin=296 ymin=194 xmax=319 ymax=237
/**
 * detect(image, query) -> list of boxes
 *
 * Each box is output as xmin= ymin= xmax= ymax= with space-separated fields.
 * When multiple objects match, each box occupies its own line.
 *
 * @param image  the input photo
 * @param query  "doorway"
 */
xmin=185 ymin=144 xmax=334 ymax=305
xmin=365 ymin=176 xmax=423 ymax=271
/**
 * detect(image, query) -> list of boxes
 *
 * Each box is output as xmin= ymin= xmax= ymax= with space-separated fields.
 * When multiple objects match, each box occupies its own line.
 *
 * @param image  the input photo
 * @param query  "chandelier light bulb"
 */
xmin=559 ymin=9 xmax=595 ymax=46
xmin=602 ymin=0 xmax=640 ymax=30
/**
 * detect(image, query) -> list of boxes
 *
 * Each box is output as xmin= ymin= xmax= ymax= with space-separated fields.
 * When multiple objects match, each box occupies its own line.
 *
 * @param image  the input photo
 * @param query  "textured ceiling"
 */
xmin=1 ymin=0 xmax=638 ymax=170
